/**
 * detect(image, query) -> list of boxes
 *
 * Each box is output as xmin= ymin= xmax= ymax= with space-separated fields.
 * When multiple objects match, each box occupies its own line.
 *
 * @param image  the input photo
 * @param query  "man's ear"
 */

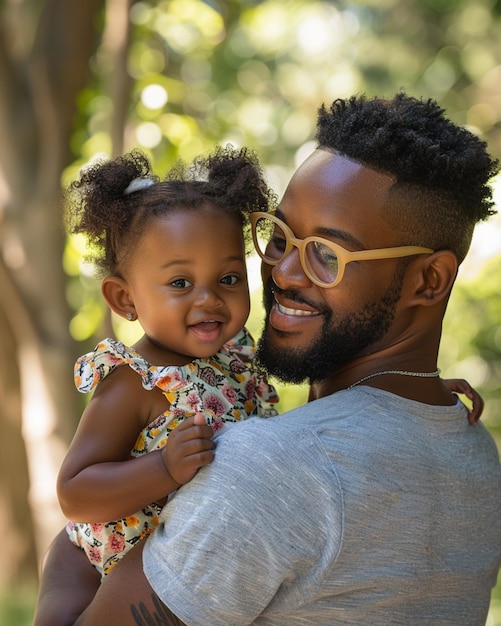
xmin=409 ymin=250 xmax=458 ymax=306
xmin=101 ymin=276 xmax=137 ymax=321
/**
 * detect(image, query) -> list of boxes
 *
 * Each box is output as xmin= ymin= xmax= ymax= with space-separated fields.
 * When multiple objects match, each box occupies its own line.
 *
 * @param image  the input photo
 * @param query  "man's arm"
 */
xmin=74 ymin=540 xmax=186 ymax=626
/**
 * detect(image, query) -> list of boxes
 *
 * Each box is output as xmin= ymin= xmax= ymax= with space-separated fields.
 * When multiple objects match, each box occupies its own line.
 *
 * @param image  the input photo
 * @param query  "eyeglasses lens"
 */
xmin=255 ymin=216 xmax=339 ymax=286
xmin=254 ymin=216 xmax=284 ymax=261
xmin=305 ymin=241 xmax=339 ymax=285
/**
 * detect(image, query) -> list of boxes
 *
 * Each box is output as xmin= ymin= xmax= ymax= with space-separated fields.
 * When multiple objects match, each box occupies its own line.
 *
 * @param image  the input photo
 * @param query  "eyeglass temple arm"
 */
xmin=345 ymin=246 xmax=434 ymax=262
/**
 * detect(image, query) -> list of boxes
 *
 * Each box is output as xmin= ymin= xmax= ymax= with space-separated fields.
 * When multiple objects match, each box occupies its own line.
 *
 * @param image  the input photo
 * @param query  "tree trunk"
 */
xmin=0 ymin=0 xmax=105 ymax=586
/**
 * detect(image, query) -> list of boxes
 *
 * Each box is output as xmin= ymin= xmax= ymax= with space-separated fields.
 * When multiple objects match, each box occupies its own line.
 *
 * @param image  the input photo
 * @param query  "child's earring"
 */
xmin=126 ymin=312 xmax=136 ymax=321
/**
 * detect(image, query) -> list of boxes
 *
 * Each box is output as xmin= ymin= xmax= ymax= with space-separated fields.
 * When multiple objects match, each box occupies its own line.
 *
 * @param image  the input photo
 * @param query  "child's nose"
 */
xmin=193 ymin=286 xmax=224 ymax=308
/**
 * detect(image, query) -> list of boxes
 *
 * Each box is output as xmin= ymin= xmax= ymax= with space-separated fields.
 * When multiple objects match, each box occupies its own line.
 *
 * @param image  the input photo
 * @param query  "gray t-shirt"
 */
xmin=143 ymin=387 xmax=501 ymax=625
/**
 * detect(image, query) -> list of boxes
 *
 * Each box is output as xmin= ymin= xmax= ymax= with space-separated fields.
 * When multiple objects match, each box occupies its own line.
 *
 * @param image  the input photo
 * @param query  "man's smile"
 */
xmin=269 ymin=292 xmax=322 ymax=333
xmin=274 ymin=297 xmax=316 ymax=317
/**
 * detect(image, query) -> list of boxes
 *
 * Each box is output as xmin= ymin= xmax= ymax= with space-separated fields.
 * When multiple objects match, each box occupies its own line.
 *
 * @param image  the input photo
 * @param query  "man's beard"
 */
xmin=256 ymin=266 xmax=406 ymax=385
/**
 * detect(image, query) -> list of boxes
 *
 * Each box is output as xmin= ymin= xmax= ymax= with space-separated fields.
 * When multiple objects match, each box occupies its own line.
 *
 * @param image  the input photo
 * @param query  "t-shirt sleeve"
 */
xmin=142 ymin=419 xmax=343 ymax=625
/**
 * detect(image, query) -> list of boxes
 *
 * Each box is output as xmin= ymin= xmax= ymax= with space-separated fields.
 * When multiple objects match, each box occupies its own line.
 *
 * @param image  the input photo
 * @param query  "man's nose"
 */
xmin=271 ymin=247 xmax=311 ymax=289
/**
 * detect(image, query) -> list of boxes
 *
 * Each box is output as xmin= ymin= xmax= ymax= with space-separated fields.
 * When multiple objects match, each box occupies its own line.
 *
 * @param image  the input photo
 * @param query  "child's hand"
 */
xmin=160 ymin=415 xmax=215 ymax=486
xmin=444 ymin=378 xmax=484 ymax=425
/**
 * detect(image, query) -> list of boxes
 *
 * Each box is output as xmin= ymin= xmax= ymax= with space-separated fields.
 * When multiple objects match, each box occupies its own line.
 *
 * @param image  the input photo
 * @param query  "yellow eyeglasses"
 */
xmin=250 ymin=212 xmax=434 ymax=288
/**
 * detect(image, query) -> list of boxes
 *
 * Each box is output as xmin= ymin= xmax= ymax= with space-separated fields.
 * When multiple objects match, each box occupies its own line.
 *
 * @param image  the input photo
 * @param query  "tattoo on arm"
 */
xmin=130 ymin=593 xmax=185 ymax=626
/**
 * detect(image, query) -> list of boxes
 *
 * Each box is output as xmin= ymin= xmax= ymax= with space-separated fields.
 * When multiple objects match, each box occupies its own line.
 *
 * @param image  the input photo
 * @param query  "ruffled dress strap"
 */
xmin=74 ymin=331 xmax=279 ymax=424
xmin=74 ymin=337 xmax=172 ymax=393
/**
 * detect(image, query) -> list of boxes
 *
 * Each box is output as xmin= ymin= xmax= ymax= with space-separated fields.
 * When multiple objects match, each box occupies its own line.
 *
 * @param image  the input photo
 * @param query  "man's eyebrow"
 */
xmin=275 ymin=208 xmax=365 ymax=249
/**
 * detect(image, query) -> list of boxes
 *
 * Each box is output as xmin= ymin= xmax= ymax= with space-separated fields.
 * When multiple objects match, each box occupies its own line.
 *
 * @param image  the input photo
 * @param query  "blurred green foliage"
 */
xmin=0 ymin=587 xmax=37 ymax=626
xmin=441 ymin=245 xmax=501 ymax=445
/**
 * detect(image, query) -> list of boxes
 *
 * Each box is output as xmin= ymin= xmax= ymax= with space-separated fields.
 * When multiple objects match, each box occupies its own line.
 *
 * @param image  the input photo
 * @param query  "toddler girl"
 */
xmin=57 ymin=146 xmax=278 ymax=578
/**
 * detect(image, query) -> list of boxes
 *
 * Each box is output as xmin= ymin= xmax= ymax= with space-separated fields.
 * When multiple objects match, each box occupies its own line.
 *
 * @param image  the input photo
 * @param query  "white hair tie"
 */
xmin=124 ymin=178 xmax=155 ymax=195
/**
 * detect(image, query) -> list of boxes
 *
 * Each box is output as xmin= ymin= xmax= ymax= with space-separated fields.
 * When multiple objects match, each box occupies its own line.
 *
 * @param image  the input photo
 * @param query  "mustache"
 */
xmin=263 ymin=277 xmax=329 ymax=316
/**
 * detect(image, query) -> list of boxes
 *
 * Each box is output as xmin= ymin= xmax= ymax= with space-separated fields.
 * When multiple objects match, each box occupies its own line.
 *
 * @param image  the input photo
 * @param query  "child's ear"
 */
xmin=101 ymin=276 xmax=137 ymax=321
xmin=409 ymin=250 xmax=458 ymax=306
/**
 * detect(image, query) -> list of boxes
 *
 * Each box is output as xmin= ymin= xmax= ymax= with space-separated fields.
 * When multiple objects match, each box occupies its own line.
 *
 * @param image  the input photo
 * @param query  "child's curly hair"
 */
xmin=316 ymin=92 xmax=499 ymax=262
xmin=65 ymin=145 xmax=277 ymax=276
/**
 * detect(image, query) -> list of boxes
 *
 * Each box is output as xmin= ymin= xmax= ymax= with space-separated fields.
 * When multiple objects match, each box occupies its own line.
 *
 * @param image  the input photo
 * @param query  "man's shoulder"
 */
xmin=213 ymin=389 xmax=375 ymax=452
xmin=209 ymin=410 xmax=339 ymax=489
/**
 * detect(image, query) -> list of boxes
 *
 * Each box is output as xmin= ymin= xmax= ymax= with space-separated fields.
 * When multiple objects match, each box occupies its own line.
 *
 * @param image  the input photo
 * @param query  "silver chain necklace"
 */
xmin=348 ymin=368 xmax=441 ymax=389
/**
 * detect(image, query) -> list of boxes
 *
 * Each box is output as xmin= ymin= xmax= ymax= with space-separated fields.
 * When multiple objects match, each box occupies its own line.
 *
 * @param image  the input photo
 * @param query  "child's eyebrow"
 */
xmin=161 ymin=255 xmax=245 ymax=270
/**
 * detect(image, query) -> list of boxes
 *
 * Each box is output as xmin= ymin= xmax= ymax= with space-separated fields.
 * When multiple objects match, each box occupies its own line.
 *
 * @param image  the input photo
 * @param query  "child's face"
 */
xmin=125 ymin=208 xmax=250 ymax=365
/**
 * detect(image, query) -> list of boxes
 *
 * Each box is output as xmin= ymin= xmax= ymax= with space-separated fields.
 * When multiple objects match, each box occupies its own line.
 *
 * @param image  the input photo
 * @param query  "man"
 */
xmin=36 ymin=93 xmax=501 ymax=625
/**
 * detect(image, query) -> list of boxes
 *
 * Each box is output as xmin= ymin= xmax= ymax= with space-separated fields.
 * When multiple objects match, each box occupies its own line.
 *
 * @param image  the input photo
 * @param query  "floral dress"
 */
xmin=66 ymin=328 xmax=278 ymax=578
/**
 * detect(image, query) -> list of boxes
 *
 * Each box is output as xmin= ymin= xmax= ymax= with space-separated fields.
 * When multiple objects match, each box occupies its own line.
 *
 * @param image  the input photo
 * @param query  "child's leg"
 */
xmin=33 ymin=528 xmax=101 ymax=626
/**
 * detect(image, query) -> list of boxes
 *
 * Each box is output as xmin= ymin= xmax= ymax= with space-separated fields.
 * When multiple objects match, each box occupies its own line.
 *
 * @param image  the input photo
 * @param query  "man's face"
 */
xmin=256 ymin=149 xmax=407 ymax=384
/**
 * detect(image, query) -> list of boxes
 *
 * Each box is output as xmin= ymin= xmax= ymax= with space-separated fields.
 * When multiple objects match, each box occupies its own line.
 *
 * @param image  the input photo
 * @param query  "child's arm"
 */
xmin=443 ymin=378 xmax=484 ymax=425
xmin=57 ymin=365 xmax=214 ymax=523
